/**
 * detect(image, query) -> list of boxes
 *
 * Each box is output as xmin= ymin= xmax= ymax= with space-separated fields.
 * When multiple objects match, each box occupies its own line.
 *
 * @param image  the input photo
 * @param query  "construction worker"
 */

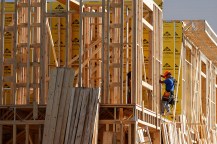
xmin=159 ymin=71 xmax=175 ymax=115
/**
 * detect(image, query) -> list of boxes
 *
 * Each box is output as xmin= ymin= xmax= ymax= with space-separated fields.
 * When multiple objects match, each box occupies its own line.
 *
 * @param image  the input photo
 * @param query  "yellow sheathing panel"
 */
xmin=0 ymin=2 xmax=14 ymax=12
xmin=163 ymin=21 xmax=183 ymax=119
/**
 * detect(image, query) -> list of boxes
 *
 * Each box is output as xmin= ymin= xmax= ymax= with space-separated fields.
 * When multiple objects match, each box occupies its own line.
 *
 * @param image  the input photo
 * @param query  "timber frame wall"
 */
xmin=182 ymin=20 xmax=217 ymax=130
xmin=0 ymin=0 xmax=164 ymax=143
xmin=1 ymin=0 xmax=217 ymax=144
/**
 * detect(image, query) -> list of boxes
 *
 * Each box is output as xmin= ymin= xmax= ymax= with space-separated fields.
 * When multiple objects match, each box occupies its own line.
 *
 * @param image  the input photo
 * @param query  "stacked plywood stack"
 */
xmin=42 ymin=68 xmax=100 ymax=144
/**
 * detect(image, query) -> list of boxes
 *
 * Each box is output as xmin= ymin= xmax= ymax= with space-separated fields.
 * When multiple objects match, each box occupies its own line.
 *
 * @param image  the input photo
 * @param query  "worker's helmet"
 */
xmin=163 ymin=70 xmax=171 ymax=78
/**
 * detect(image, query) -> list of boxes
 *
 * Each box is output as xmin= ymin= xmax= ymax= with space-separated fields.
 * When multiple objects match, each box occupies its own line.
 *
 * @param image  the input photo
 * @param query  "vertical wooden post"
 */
xmin=26 ymin=125 xmax=29 ymax=144
xmin=132 ymin=0 xmax=138 ymax=104
xmin=13 ymin=0 xmax=18 ymax=105
xmin=128 ymin=124 xmax=131 ymax=144
xmin=13 ymin=124 xmax=16 ymax=144
xmin=65 ymin=0 xmax=69 ymax=67
xmin=26 ymin=0 xmax=31 ymax=104
xmin=40 ymin=0 xmax=47 ymax=104
xmin=39 ymin=125 xmax=42 ymax=144
xmin=106 ymin=0 xmax=110 ymax=103
xmin=120 ymin=0 xmax=124 ymax=104
xmin=102 ymin=0 xmax=105 ymax=103
xmin=78 ymin=0 xmax=83 ymax=87
xmin=58 ymin=18 xmax=61 ymax=65
xmin=0 ymin=125 xmax=2 ymax=144
xmin=0 ymin=0 xmax=5 ymax=105
xmin=125 ymin=6 xmax=129 ymax=104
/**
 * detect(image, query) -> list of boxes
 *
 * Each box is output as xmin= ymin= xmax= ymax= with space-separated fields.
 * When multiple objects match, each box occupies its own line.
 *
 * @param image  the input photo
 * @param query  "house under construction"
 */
xmin=0 ymin=0 xmax=217 ymax=143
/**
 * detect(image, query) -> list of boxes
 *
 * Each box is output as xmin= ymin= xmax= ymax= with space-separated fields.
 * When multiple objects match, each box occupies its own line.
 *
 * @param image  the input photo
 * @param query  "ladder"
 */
xmin=138 ymin=126 xmax=152 ymax=144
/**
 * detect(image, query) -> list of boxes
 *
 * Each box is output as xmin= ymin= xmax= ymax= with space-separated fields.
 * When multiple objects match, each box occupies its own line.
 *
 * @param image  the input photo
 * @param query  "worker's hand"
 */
xmin=159 ymin=80 xmax=163 ymax=83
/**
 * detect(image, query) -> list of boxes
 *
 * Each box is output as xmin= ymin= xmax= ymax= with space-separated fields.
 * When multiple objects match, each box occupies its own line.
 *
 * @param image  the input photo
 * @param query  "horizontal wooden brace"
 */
xmin=142 ymin=18 xmax=153 ymax=31
xmin=81 ymin=12 xmax=102 ymax=17
xmin=0 ymin=120 xmax=44 ymax=125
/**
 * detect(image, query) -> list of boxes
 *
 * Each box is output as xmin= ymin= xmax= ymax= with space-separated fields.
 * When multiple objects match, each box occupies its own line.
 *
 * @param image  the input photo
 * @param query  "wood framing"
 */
xmin=1 ymin=0 xmax=217 ymax=143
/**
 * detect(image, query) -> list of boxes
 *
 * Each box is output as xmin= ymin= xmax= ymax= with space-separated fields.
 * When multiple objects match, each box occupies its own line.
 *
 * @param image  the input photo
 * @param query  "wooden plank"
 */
xmin=65 ymin=0 xmax=69 ymax=66
xmin=13 ymin=124 xmax=16 ymax=144
xmin=78 ymin=0 xmax=83 ymax=87
xmin=142 ymin=81 xmax=153 ymax=91
xmin=0 ymin=120 xmax=44 ymax=125
xmin=0 ymin=125 xmax=2 ymax=144
xmin=25 ymin=125 xmax=29 ymax=144
xmin=0 ymin=0 xmax=5 ymax=105
xmin=142 ymin=18 xmax=153 ymax=31
xmin=74 ymin=89 xmax=90 ymax=144
xmin=82 ymin=89 xmax=96 ymax=144
xmin=54 ymin=69 xmax=73 ymax=144
xmin=58 ymin=69 xmax=75 ymax=144
xmin=46 ymin=20 xmax=58 ymax=67
xmin=68 ymin=88 xmax=83 ymax=144
xmin=26 ymin=0 xmax=31 ymax=104
xmin=33 ymin=101 xmax=38 ymax=120
xmin=40 ymin=0 xmax=47 ymax=104
xmin=29 ymin=135 xmax=33 ymax=144
xmin=12 ymin=0 xmax=18 ymax=105
xmin=47 ymin=68 xmax=65 ymax=144
xmin=42 ymin=68 xmax=58 ymax=144
xmin=102 ymin=131 xmax=113 ymax=144
xmin=101 ymin=0 xmax=105 ymax=104
xmin=88 ymin=88 xmax=100 ymax=143
xmin=91 ymin=105 xmax=99 ymax=144
xmin=64 ymin=88 xmax=76 ymax=144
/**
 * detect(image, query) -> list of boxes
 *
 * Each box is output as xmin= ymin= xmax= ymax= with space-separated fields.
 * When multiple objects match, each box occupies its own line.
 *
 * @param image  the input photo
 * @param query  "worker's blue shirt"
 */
xmin=164 ymin=77 xmax=174 ymax=92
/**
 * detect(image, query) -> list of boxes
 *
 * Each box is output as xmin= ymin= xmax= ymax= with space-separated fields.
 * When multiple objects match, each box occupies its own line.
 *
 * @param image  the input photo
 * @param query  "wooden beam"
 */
xmin=0 ymin=0 xmax=5 ymax=105
xmin=142 ymin=81 xmax=153 ymax=91
xmin=0 ymin=125 xmax=2 ymax=144
xmin=40 ymin=0 xmax=47 ymax=104
xmin=143 ymin=0 xmax=153 ymax=11
xmin=0 ymin=120 xmax=44 ymax=125
xmin=46 ymin=20 xmax=58 ymax=67
xmin=142 ymin=18 xmax=153 ymax=31
xmin=13 ymin=124 xmax=16 ymax=144
xmin=25 ymin=125 xmax=29 ymax=144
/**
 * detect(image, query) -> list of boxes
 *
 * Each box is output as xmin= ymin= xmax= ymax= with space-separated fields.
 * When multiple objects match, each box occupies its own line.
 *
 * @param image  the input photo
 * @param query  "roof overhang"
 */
xmin=183 ymin=20 xmax=217 ymax=65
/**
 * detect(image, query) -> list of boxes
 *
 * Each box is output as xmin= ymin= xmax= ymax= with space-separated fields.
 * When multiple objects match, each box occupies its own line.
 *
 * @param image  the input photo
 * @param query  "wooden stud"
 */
xmin=13 ymin=124 xmax=16 ymax=144
xmin=25 ymin=124 xmax=29 ymax=144
xmin=78 ymin=0 xmax=84 ymax=87
xmin=0 ymin=125 xmax=2 ymax=144
xmin=0 ymin=0 xmax=5 ymax=105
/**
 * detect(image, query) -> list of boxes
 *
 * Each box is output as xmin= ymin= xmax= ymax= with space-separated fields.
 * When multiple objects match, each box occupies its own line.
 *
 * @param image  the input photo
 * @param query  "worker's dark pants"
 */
xmin=161 ymin=91 xmax=174 ymax=114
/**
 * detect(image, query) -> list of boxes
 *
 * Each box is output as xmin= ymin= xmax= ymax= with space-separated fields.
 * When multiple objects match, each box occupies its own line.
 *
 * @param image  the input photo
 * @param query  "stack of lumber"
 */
xmin=64 ymin=88 xmax=100 ymax=144
xmin=42 ymin=68 xmax=100 ymax=144
xmin=161 ymin=122 xmax=217 ymax=144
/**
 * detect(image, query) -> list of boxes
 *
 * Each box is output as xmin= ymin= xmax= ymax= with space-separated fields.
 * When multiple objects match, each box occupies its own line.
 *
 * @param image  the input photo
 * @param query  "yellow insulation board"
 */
xmin=163 ymin=21 xmax=183 ymax=119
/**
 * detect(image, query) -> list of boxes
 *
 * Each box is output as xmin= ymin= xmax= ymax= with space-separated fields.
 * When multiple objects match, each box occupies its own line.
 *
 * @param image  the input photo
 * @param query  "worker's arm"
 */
xmin=159 ymin=80 xmax=164 ymax=83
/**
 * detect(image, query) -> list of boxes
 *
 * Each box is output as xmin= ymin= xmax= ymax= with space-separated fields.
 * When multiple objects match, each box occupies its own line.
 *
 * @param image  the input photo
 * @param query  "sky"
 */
xmin=163 ymin=0 xmax=217 ymax=33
